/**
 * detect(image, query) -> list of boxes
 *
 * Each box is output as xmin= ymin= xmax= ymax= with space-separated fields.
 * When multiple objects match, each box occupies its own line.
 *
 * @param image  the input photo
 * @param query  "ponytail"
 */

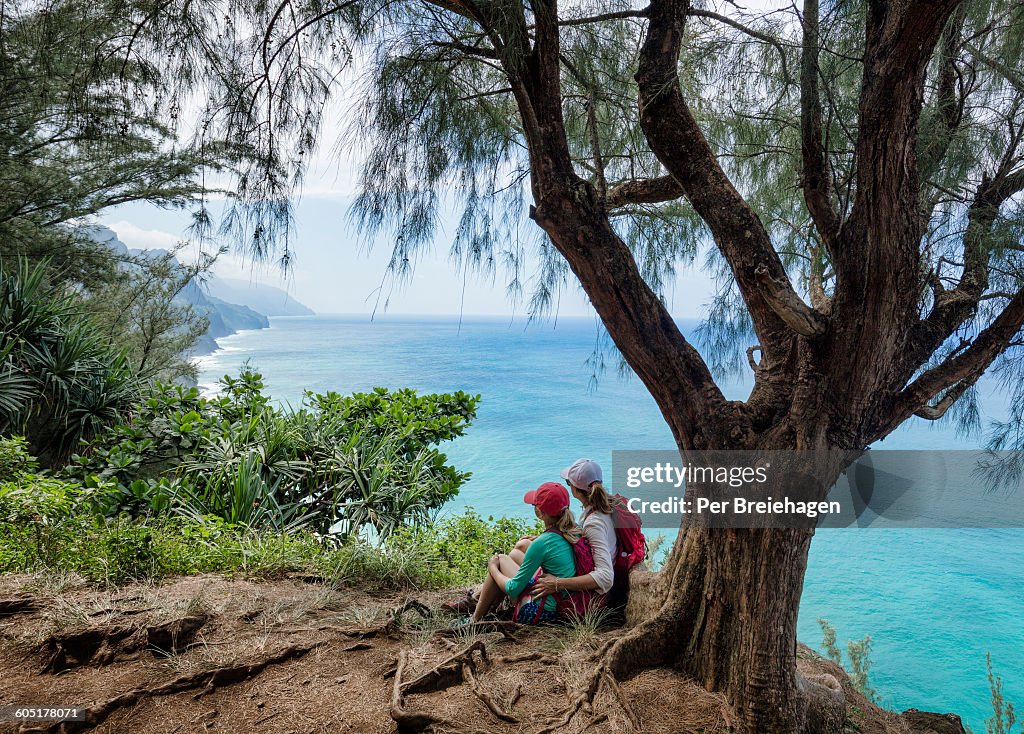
xmin=555 ymin=508 xmax=582 ymax=544
xmin=584 ymin=481 xmax=624 ymax=516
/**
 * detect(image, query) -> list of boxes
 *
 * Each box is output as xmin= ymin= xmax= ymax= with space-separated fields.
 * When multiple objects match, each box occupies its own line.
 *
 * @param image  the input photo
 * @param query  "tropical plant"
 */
xmin=0 ymin=259 xmax=140 ymax=463
xmin=69 ymin=367 xmax=479 ymax=535
xmin=174 ymin=454 xmax=313 ymax=532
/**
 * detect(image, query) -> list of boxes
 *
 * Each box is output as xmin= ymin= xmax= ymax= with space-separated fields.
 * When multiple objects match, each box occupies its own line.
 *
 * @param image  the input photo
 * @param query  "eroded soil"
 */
xmin=0 ymin=574 xmax=966 ymax=734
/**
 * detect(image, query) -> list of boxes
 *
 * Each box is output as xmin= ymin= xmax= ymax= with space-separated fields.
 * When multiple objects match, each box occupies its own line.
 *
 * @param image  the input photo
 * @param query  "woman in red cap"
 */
xmin=468 ymin=481 xmax=580 ymax=624
xmin=508 ymin=459 xmax=620 ymax=610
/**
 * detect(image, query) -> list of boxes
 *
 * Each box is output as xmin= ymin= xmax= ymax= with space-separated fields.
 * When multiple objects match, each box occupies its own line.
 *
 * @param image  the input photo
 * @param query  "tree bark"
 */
xmin=616 ymin=455 xmax=850 ymax=734
xmin=615 ymin=528 xmax=845 ymax=733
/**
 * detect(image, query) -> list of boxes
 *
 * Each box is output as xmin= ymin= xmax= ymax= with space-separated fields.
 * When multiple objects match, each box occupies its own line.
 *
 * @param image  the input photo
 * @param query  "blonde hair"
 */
xmin=554 ymin=507 xmax=583 ymax=544
xmin=581 ymin=481 xmax=624 ymax=516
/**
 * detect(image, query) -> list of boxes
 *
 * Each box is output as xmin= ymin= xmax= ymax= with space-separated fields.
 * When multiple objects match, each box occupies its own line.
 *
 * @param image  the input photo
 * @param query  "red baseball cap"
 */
xmin=523 ymin=482 xmax=570 ymax=516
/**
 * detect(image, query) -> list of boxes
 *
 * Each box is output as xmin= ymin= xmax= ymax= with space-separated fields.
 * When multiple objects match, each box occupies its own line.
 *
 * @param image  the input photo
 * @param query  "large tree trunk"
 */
xmin=611 ymin=455 xmax=850 ymax=734
xmin=618 ymin=528 xmax=845 ymax=733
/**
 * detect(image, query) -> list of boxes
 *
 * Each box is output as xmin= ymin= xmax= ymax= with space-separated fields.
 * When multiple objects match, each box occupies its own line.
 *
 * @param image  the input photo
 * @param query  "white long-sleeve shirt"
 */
xmin=580 ymin=508 xmax=616 ymax=594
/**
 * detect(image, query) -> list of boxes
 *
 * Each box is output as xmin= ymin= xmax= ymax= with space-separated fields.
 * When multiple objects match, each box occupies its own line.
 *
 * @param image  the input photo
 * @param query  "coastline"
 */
xmin=188 ymin=321 xmax=275 ymax=393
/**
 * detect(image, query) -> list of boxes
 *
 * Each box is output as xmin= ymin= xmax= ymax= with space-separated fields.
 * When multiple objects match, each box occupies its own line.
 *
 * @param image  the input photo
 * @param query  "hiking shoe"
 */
xmin=441 ymin=589 xmax=478 ymax=615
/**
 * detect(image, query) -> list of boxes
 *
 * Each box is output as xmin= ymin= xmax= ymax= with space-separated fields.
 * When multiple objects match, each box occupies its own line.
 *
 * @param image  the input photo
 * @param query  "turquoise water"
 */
xmin=196 ymin=314 xmax=1023 ymax=729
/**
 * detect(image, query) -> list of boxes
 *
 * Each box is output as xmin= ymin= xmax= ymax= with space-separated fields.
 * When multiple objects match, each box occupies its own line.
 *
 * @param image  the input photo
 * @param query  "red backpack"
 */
xmin=514 ymin=530 xmax=601 ymax=623
xmin=610 ymin=494 xmax=646 ymax=571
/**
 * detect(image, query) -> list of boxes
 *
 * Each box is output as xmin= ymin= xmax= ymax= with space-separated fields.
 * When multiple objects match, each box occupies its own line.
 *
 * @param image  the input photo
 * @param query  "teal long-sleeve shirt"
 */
xmin=504 ymin=531 xmax=577 ymax=611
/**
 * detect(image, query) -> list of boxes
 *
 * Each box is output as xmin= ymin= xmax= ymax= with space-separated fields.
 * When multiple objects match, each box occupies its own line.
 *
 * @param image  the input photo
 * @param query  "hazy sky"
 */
xmin=103 ymin=190 xmax=719 ymax=317
xmin=100 ymin=41 xmax=727 ymax=319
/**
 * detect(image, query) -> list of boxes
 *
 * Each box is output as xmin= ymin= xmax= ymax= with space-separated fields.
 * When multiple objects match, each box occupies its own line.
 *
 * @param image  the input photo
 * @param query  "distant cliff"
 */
xmin=203 ymin=276 xmax=314 ymax=317
xmin=178 ymin=280 xmax=270 ymax=357
xmin=84 ymin=226 xmax=313 ymax=358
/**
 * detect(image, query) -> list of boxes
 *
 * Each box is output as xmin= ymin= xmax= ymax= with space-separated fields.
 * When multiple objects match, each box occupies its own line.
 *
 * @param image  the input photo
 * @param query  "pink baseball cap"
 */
xmin=523 ymin=482 xmax=570 ymax=516
xmin=560 ymin=458 xmax=603 ymax=489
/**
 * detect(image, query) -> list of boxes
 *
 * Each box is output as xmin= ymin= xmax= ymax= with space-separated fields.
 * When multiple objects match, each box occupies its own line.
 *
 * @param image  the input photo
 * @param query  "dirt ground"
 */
xmin=0 ymin=573 xmax=967 ymax=734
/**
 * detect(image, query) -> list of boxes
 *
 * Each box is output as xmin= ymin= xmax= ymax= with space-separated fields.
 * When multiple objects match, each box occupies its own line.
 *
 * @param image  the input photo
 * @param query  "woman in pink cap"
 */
xmin=468 ymin=481 xmax=580 ymax=624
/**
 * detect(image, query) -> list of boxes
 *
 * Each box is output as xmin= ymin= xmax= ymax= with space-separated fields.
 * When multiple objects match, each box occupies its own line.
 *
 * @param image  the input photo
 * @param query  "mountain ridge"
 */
xmin=84 ymin=225 xmax=313 ymax=357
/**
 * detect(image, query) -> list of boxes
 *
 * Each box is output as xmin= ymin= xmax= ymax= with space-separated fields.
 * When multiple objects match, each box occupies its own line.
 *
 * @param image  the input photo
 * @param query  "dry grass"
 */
xmin=0 ymin=575 xmax=964 ymax=734
xmin=539 ymin=605 xmax=615 ymax=654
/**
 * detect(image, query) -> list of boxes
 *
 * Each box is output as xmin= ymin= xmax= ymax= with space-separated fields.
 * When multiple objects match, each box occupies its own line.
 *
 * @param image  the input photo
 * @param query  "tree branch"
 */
xmin=886 ymin=287 xmax=1024 ymax=433
xmin=919 ymin=6 xmax=967 ymax=190
xmin=636 ymin=0 xmax=824 ymax=358
xmin=912 ymin=167 xmax=1024 ymax=367
xmin=840 ymin=0 xmax=966 ymax=280
xmin=557 ymin=9 xmax=648 ymax=27
xmin=827 ymin=0 xmax=967 ymax=414
xmin=913 ymin=376 xmax=975 ymax=420
xmin=799 ymin=0 xmax=841 ymax=252
xmin=605 ymin=175 xmax=683 ymax=208
xmin=754 ymin=264 xmax=828 ymax=337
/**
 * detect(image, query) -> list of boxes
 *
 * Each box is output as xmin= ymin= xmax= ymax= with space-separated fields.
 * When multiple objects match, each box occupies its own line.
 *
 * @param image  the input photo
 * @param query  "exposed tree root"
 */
xmin=533 ymin=617 xmax=679 ymax=734
xmin=342 ymin=641 xmax=373 ymax=652
xmin=40 ymin=624 xmax=135 ymax=673
xmin=392 ymin=639 xmax=521 ymax=732
xmin=0 ymin=595 xmax=38 ymax=618
xmin=401 ymin=640 xmax=488 ymax=695
xmin=31 ymin=641 xmax=323 ymax=733
xmin=391 ymin=649 xmax=460 ymax=734
xmin=40 ymin=614 xmax=209 ymax=673
xmin=534 ymin=653 xmax=609 ymax=734
xmin=393 ymin=599 xmax=434 ymax=619
xmin=497 ymin=651 xmax=557 ymax=665
xmin=601 ymin=670 xmax=640 ymax=730
xmin=462 ymin=661 xmax=519 ymax=723
xmin=146 ymin=615 xmax=210 ymax=658
xmin=508 ymin=683 xmax=523 ymax=709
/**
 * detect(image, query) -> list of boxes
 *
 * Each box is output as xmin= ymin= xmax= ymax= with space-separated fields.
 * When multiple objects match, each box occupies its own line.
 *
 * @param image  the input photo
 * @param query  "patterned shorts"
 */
xmin=514 ymin=599 xmax=559 ymax=625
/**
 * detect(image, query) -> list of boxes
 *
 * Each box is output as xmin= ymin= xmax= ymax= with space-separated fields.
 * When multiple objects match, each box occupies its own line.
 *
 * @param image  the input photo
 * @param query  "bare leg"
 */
xmin=509 ymin=537 xmax=532 ymax=565
xmin=470 ymin=555 xmax=521 ymax=623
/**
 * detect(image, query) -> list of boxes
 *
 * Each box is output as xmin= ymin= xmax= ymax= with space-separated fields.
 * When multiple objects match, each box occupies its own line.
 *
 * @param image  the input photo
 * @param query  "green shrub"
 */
xmin=0 ymin=514 xmax=156 ymax=584
xmin=818 ymin=618 xmax=879 ymax=704
xmin=389 ymin=509 xmax=542 ymax=587
xmin=0 ymin=435 xmax=36 ymax=474
xmin=68 ymin=369 xmax=480 ymax=537
xmin=0 ymin=491 xmax=533 ymax=591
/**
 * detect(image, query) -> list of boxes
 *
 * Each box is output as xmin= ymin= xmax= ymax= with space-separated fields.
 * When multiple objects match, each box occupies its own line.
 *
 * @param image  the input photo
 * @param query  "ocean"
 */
xmin=196 ymin=314 xmax=1023 ymax=730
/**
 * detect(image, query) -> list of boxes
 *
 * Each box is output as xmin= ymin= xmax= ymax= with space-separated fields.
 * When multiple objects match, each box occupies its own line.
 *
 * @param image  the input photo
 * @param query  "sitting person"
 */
xmin=469 ymin=482 xmax=580 ymax=624
xmin=533 ymin=458 xmax=640 ymax=613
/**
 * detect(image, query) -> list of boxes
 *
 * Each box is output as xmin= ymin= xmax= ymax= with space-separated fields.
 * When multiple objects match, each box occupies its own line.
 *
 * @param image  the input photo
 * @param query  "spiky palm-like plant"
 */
xmin=0 ymin=259 xmax=140 ymax=464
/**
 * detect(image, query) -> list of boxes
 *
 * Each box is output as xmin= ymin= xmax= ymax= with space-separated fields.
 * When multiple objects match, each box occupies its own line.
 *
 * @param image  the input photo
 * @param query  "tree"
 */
xmin=0 ymin=0 xmax=224 ymax=285
xmin=85 ymin=246 xmax=215 ymax=384
xmin=114 ymin=0 xmax=1024 ymax=731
